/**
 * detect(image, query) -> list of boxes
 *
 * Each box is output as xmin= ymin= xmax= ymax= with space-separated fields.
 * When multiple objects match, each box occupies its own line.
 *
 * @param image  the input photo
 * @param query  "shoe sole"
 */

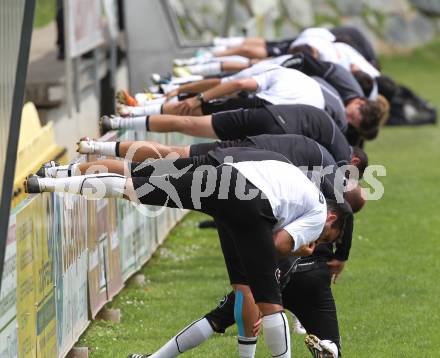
xmin=24 ymin=175 xmax=41 ymax=194
xmin=77 ymin=141 xmax=93 ymax=154
xmin=99 ymin=117 xmax=112 ymax=132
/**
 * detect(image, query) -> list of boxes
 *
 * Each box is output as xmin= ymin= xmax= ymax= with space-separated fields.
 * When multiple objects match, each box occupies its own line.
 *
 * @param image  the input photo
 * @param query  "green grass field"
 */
xmin=34 ymin=0 xmax=56 ymax=29
xmin=79 ymin=41 xmax=440 ymax=357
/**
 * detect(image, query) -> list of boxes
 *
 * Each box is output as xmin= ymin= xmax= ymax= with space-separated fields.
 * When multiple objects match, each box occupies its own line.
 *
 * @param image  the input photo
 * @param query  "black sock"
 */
xmin=115 ymin=142 xmax=121 ymax=157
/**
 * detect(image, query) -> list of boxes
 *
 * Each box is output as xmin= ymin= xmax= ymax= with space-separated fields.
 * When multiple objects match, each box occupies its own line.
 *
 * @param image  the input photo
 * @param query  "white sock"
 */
xmin=128 ymin=103 xmax=162 ymax=117
xmin=38 ymin=173 xmax=126 ymax=199
xmin=47 ymin=163 xmax=80 ymax=178
xmin=119 ymin=116 xmax=148 ymax=130
xmin=262 ymin=312 xmax=291 ymax=358
xmin=187 ymin=62 xmax=222 ymax=76
xmin=150 ymin=318 xmax=214 ymax=358
xmin=238 ymin=336 xmax=257 ymax=358
xmin=213 ymin=36 xmax=245 ymax=47
xmin=92 ymin=141 xmax=117 ymax=156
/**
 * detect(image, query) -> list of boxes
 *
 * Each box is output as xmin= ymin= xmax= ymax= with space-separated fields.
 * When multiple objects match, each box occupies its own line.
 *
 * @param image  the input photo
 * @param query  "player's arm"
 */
xmin=172 ymin=78 xmax=222 ymax=96
xmin=273 ymin=229 xmax=295 ymax=256
xmin=272 ymin=229 xmax=316 ymax=258
xmin=179 ymin=77 xmax=259 ymax=113
xmin=333 ymin=212 xmax=353 ymax=261
xmin=201 ymin=78 xmax=259 ymax=102
xmin=327 ymin=212 xmax=353 ymax=283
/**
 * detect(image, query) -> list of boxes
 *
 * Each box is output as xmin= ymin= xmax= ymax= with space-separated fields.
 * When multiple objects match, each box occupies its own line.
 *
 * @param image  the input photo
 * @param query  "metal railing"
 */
xmin=0 ymin=0 xmax=35 ymax=295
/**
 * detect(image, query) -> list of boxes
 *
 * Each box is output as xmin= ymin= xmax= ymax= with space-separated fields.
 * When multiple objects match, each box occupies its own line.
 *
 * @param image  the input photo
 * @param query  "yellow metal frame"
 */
xmin=12 ymin=103 xmax=67 ymax=208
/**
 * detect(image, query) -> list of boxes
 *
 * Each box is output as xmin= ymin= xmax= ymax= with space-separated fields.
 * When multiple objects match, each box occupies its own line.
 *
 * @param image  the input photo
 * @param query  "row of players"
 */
xmin=25 ymin=26 xmax=394 ymax=357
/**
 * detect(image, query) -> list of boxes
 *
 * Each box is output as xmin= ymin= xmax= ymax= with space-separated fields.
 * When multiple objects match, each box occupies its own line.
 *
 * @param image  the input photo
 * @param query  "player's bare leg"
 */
xmin=149 ymin=114 xmax=215 ymax=137
xmin=233 ymin=284 xmax=260 ymax=358
xmin=242 ymin=37 xmax=266 ymax=47
xmin=100 ymin=114 xmax=217 ymax=138
xmin=120 ymin=142 xmax=189 ymax=159
xmin=212 ymin=45 xmax=268 ymax=59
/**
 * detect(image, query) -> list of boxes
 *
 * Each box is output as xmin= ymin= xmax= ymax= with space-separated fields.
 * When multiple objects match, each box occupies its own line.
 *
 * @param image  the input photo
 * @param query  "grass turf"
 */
xmin=34 ymin=0 xmax=56 ymax=29
xmin=79 ymin=41 xmax=440 ymax=357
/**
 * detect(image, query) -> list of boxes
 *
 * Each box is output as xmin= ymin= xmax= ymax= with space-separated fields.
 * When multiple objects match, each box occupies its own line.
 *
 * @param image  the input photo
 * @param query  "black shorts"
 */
xmin=189 ymin=139 xmax=254 ymax=157
xmin=283 ymin=262 xmax=340 ymax=350
xmin=201 ymin=96 xmax=271 ymax=115
xmin=132 ymin=165 xmax=282 ymax=305
xmin=214 ymin=194 xmax=280 ymax=304
xmin=129 ymin=156 xmax=214 ymax=178
xmin=266 ymin=39 xmax=295 ymax=57
xmin=211 ymin=107 xmax=284 ymax=140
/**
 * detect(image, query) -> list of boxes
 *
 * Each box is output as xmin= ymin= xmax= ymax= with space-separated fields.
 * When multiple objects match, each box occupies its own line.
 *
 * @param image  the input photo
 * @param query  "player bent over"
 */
xmin=25 ymin=149 xmax=346 ymax=358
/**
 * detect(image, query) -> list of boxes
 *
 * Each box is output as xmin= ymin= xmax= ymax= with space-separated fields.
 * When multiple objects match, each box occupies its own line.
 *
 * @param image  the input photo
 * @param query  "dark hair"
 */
xmin=351 ymin=146 xmax=368 ymax=178
xmin=361 ymin=126 xmax=379 ymax=140
xmin=377 ymin=75 xmax=399 ymax=102
xmin=287 ymin=44 xmax=315 ymax=57
xmin=344 ymin=186 xmax=365 ymax=213
xmin=334 ymin=33 xmax=358 ymax=49
xmin=359 ymin=99 xmax=382 ymax=132
xmin=326 ymin=199 xmax=348 ymax=231
xmin=353 ymin=70 xmax=374 ymax=97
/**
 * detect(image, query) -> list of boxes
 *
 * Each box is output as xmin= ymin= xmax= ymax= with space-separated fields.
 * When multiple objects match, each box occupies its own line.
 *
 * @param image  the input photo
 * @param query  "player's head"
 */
xmin=287 ymin=44 xmax=316 ymax=57
xmin=334 ymin=33 xmax=358 ymax=49
xmin=359 ymin=96 xmax=389 ymax=141
xmin=344 ymin=183 xmax=366 ymax=213
xmin=288 ymin=44 xmax=319 ymax=58
xmin=346 ymin=97 xmax=381 ymax=134
xmin=350 ymin=146 xmax=368 ymax=179
xmin=317 ymin=199 xmax=348 ymax=244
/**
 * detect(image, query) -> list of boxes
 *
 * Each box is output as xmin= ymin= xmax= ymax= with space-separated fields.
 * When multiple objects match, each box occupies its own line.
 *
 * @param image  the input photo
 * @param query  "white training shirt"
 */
xmin=253 ymin=67 xmax=325 ymax=108
xmin=222 ymin=64 xmax=325 ymax=108
xmin=334 ymin=42 xmax=381 ymax=78
xmin=227 ymin=160 xmax=327 ymax=251
xmin=220 ymin=62 xmax=281 ymax=82
xmin=293 ymin=27 xmax=336 ymax=43
xmin=290 ymin=28 xmax=340 ymax=63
